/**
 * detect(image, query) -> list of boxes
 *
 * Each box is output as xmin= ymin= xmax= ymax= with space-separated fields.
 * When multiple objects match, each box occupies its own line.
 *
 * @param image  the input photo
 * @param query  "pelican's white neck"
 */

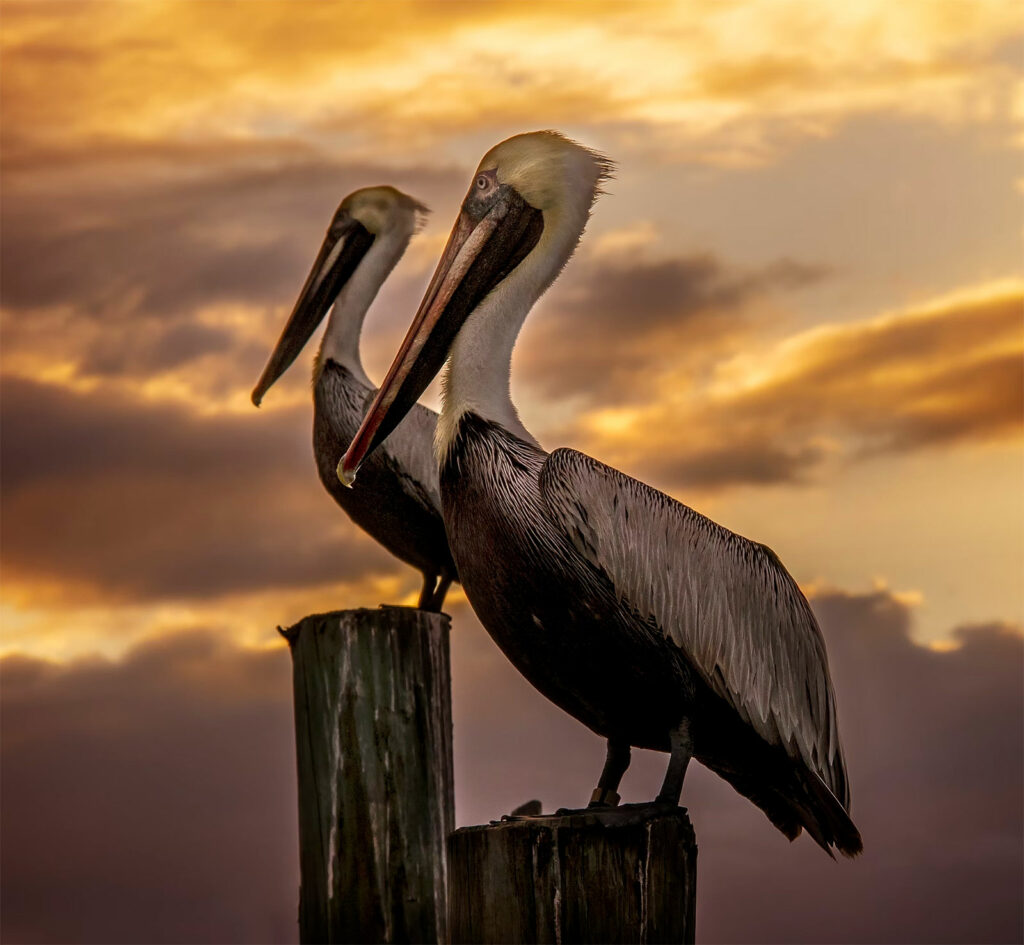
xmin=318 ymin=227 xmax=409 ymax=386
xmin=437 ymin=192 xmax=594 ymax=456
xmin=439 ymin=287 xmax=537 ymax=448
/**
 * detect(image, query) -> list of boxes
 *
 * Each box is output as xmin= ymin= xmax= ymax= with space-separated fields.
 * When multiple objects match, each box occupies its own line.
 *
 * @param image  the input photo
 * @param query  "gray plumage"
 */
xmin=314 ymin=357 xmax=456 ymax=607
xmin=542 ymin=447 xmax=849 ymax=810
xmin=443 ymin=412 xmax=859 ymax=856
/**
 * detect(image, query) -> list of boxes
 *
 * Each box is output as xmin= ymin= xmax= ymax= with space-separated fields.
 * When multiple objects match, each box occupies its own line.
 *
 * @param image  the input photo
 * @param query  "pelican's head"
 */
xmin=341 ymin=185 xmax=429 ymax=241
xmin=339 ymin=131 xmax=612 ymax=483
xmin=476 ymin=130 xmax=612 ymax=218
xmin=251 ymin=186 xmax=428 ymax=407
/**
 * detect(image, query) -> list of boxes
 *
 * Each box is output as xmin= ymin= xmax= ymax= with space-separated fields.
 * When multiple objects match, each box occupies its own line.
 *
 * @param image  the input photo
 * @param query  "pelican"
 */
xmin=339 ymin=133 xmax=862 ymax=856
xmin=252 ymin=186 xmax=457 ymax=611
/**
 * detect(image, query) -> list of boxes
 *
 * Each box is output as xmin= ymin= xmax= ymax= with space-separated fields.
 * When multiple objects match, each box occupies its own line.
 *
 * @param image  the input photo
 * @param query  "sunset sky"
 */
xmin=2 ymin=2 xmax=1022 ymax=943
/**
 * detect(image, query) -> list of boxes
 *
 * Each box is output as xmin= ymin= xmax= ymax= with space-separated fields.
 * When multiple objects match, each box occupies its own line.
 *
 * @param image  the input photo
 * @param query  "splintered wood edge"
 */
xmin=454 ymin=804 xmax=696 ymax=837
xmin=277 ymin=607 xmax=451 ymax=647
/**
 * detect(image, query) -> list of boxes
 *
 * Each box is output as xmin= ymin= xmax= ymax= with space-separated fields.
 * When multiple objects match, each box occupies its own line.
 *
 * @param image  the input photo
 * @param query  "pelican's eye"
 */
xmin=476 ymin=174 xmax=490 ymax=191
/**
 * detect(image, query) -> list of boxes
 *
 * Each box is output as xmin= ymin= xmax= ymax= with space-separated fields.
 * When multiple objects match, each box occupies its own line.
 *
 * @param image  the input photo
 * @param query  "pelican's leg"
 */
xmin=429 ymin=575 xmax=453 ymax=612
xmin=655 ymin=719 xmax=693 ymax=807
xmin=417 ymin=573 xmax=438 ymax=610
xmin=589 ymin=738 xmax=631 ymax=808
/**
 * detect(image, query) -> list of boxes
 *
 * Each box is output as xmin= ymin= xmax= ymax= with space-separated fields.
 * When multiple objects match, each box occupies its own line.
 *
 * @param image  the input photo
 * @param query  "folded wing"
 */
xmin=540 ymin=447 xmax=850 ymax=809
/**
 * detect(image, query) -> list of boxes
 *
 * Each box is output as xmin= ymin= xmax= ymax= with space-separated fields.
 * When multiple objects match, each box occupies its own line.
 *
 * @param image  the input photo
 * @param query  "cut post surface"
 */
xmin=448 ymin=806 xmax=696 ymax=945
xmin=285 ymin=607 xmax=454 ymax=944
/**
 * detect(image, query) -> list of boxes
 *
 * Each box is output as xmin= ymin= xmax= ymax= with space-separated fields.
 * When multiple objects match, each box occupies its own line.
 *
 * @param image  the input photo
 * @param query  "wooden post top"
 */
xmin=449 ymin=804 xmax=697 ymax=945
xmin=279 ymin=604 xmax=451 ymax=644
xmin=452 ymin=802 xmax=696 ymax=838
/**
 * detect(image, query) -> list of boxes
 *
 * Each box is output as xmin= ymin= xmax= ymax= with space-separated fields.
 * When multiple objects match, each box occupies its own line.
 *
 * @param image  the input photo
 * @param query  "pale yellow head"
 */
xmin=475 ymin=130 xmax=614 ymax=215
xmin=340 ymin=185 xmax=429 ymax=237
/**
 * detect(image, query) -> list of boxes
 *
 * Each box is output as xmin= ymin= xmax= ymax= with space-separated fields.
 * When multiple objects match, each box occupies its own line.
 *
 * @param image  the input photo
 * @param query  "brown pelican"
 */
xmin=339 ymin=133 xmax=862 ymax=856
xmin=252 ymin=186 xmax=457 ymax=610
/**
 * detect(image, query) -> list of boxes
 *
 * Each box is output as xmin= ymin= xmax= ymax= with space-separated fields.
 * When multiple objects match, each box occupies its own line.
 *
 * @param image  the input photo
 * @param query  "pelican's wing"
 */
xmin=540 ymin=447 xmax=849 ymax=807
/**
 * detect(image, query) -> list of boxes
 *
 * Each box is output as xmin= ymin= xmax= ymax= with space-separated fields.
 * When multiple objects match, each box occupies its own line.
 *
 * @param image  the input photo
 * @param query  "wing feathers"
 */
xmin=540 ymin=447 xmax=851 ymax=809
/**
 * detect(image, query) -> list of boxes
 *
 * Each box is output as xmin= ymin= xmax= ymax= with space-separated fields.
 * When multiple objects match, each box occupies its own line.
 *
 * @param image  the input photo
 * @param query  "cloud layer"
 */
xmin=0 ymin=377 xmax=396 ymax=603
xmin=563 ymin=280 xmax=1023 ymax=491
xmin=2 ymin=590 xmax=1020 ymax=943
xmin=0 ymin=147 xmax=458 ymax=411
xmin=3 ymin=1 xmax=1019 ymax=166
xmin=519 ymin=250 xmax=828 ymax=403
xmin=1 ymin=632 xmax=297 ymax=944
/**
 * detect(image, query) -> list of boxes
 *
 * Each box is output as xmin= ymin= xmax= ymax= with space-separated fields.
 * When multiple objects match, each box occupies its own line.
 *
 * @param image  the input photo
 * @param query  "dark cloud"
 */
xmin=0 ymin=152 xmax=455 ymax=316
xmin=519 ymin=253 xmax=827 ymax=402
xmin=646 ymin=437 xmax=829 ymax=490
xmin=3 ymin=591 xmax=1020 ymax=943
xmin=565 ymin=254 xmax=826 ymax=335
xmin=0 ymin=631 xmax=298 ymax=945
xmin=77 ymin=321 xmax=234 ymax=377
xmin=0 ymin=376 xmax=394 ymax=601
xmin=0 ymin=144 xmax=461 ymax=384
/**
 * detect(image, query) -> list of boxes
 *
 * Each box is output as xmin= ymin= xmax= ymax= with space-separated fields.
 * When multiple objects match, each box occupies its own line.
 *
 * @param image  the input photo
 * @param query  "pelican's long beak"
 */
xmin=251 ymin=214 xmax=375 ymax=406
xmin=339 ymin=187 xmax=542 ymax=484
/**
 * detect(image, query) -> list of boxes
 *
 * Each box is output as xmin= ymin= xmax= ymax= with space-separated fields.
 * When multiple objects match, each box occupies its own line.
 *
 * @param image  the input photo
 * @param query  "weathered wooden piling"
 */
xmin=283 ymin=607 xmax=454 ymax=945
xmin=448 ymin=805 xmax=697 ymax=945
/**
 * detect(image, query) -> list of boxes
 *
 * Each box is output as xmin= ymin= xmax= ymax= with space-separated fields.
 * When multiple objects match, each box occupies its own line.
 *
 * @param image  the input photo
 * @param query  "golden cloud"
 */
xmin=3 ymin=0 xmax=1019 ymax=171
xmin=563 ymin=279 xmax=1024 ymax=490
